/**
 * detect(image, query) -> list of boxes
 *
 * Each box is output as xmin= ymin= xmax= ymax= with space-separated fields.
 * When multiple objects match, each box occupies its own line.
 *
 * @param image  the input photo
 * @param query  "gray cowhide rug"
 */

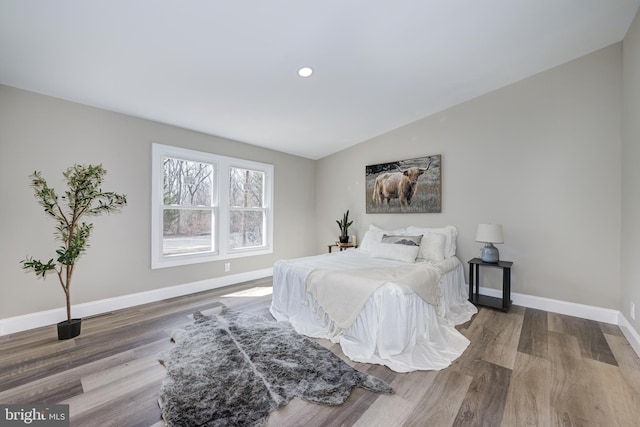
xmin=157 ymin=308 xmax=393 ymax=427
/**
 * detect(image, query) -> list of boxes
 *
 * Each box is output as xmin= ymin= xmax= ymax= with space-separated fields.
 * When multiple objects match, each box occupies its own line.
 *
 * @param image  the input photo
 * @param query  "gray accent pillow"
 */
xmin=370 ymin=234 xmax=423 ymax=262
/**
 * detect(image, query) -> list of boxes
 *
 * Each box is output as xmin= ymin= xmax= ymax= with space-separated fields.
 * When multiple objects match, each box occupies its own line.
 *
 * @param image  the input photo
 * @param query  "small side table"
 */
xmin=328 ymin=243 xmax=357 ymax=253
xmin=468 ymin=257 xmax=513 ymax=312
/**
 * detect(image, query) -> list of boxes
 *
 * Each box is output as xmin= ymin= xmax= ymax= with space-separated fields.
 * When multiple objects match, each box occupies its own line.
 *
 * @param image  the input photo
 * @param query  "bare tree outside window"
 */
xmin=163 ymin=158 xmax=214 ymax=255
xmin=229 ymin=167 xmax=265 ymax=249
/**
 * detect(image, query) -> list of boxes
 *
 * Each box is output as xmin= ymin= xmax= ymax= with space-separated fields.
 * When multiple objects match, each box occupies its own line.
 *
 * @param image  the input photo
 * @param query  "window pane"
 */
xmin=229 ymin=168 xmax=264 ymax=208
xmin=229 ymin=210 xmax=264 ymax=249
xmin=164 ymin=158 xmax=213 ymax=207
xmin=163 ymin=209 xmax=213 ymax=255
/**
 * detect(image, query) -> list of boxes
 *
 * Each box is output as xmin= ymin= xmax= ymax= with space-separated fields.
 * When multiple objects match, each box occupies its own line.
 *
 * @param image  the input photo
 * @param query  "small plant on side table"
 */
xmin=336 ymin=210 xmax=353 ymax=244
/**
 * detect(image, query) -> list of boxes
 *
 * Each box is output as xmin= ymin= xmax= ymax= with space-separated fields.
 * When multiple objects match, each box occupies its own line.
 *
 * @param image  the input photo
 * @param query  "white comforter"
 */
xmin=270 ymin=249 xmax=477 ymax=372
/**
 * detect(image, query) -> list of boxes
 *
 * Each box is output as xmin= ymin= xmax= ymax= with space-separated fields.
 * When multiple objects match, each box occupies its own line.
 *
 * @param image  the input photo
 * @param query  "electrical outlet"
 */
xmin=224 ymin=262 xmax=231 ymax=272
xmin=631 ymin=302 xmax=636 ymax=321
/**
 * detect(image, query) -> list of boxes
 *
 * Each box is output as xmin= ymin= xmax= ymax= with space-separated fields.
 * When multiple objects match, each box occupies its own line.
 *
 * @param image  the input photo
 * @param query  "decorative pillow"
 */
xmin=369 ymin=234 xmax=422 ymax=263
xmin=405 ymin=226 xmax=458 ymax=258
xmin=359 ymin=225 xmax=383 ymax=252
xmin=359 ymin=224 xmax=406 ymax=252
xmin=417 ymin=232 xmax=446 ymax=262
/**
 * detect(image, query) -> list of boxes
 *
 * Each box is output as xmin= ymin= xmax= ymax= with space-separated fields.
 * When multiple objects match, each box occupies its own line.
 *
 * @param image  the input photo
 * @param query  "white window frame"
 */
xmin=151 ymin=143 xmax=273 ymax=269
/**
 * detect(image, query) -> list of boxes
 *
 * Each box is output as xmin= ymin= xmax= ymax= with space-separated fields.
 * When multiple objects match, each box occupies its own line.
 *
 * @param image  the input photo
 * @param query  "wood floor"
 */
xmin=2 ymin=277 xmax=640 ymax=427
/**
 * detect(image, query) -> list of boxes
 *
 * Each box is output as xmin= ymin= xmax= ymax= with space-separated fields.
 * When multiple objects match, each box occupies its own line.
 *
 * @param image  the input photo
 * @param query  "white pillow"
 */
xmin=359 ymin=224 xmax=406 ymax=252
xmin=359 ymin=225 xmax=383 ymax=252
xmin=405 ymin=226 xmax=458 ymax=258
xmin=418 ymin=232 xmax=446 ymax=262
xmin=369 ymin=234 xmax=422 ymax=263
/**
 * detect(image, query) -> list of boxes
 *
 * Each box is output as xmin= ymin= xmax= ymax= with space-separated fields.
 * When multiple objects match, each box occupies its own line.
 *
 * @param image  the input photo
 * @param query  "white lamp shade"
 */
xmin=475 ymin=224 xmax=504 ymax=244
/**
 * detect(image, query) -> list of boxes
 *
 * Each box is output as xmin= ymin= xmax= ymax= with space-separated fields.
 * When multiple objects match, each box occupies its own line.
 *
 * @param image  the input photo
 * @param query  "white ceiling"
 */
xmin=1 ymin=1 xmax=638 ymax=160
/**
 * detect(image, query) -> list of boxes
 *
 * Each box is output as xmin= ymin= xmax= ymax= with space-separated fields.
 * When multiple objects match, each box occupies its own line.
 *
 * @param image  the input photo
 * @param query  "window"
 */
xmin=229 ymin=167 xmax=266 ymax=250
xmin=162 ymin=157 xmax=215 ymax=256
xmin=152 ymin=144 xmax=273 ymax=269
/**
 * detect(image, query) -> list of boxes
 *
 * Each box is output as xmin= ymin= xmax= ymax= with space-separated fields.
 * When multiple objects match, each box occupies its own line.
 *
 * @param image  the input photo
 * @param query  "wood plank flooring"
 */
xmin=1 ymin=277 xmax=640 ymax=427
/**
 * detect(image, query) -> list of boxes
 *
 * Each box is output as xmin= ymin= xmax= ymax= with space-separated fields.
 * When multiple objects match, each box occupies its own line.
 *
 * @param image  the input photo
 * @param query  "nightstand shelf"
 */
xmin=328 ymin=243 xmax=357 ymax=253
xmin=468 ymin=257 xmax=513 ymax=312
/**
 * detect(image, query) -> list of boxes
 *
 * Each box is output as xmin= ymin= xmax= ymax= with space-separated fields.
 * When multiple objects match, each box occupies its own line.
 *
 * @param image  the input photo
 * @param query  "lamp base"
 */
xmin=480 ymin=243 xmax=499 ymax=263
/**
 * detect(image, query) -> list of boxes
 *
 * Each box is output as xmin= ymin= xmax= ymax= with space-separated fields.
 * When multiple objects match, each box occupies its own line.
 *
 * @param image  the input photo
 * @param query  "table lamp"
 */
xmin=475 ymin=224 xmax=503 ymax=263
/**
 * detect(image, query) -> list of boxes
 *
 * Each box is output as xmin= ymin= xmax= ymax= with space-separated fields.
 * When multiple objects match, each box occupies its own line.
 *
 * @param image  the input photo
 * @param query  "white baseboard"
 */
xmin=0 ymin=268 xmax=273 ymax=336
xmin=478 ymin=286 xmax=640 ymax=357
xmin=478 ymin=286 xmax=620 ymax=324
xmin=618 ymin=313 xmax=640 ymax=357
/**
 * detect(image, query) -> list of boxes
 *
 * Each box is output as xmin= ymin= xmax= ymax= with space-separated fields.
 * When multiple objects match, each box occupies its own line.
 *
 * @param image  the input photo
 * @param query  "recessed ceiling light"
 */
xmin=297 ymin=67 xmax=313 ymax=78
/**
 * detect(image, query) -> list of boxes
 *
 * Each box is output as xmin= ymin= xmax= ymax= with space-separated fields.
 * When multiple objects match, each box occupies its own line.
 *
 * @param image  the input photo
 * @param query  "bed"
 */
xmin=270 ymin=225 xmax=478 ymax=372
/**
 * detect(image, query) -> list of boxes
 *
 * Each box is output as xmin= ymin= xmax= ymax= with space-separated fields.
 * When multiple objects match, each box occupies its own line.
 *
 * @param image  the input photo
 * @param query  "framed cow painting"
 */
xmin=365 ymin=154 xmax=441 ymax=213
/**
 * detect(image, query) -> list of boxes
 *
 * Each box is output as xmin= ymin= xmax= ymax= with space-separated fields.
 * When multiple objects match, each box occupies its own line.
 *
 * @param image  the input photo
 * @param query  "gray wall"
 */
xmin=0 ymin=85 xmax=317 ymax=318
xmin=316 ymin=43 xmax=623 ymax=310
xmin=622 ymin=10 xmax=640 ymax=332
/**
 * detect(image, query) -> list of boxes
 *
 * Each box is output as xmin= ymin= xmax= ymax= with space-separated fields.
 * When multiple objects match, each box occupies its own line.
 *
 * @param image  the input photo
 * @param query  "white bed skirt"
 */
xmin=270 ymin=250 xmax=477 ymax=372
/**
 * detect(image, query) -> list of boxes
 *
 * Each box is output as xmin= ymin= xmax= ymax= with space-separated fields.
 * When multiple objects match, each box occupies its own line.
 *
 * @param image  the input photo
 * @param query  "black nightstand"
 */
xmin=468 ymin=257 xmax=513 ymax=312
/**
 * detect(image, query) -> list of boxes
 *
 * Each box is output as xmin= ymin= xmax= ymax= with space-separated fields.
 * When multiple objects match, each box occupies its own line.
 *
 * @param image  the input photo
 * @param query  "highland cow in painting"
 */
xmin=366 ymin=155 xmax=441 ymax=213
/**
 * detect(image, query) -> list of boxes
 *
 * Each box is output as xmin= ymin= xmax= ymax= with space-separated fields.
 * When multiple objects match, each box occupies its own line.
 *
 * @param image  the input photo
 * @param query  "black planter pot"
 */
xmin=339 ymin=235 xmax=349 ymax=244
xmin=57 ymin=318 xmax=82 ymax=340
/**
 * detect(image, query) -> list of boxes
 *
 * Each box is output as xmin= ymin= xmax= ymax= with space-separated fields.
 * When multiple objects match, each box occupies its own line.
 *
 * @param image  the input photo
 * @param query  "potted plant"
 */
xmin=21 ymin=164 xmax=127 ymax=340
xmin=336 ymin=210 xmax=353 ymax=244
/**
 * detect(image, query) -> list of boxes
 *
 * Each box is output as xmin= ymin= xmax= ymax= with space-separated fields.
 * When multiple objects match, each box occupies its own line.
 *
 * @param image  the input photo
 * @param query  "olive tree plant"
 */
xmin=21 ymin=164 xmax=127 ymax=324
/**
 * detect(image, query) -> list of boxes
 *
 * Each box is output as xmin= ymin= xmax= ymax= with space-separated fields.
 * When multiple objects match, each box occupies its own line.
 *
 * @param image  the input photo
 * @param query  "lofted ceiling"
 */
xmin=1 ymin=1 xmax=639 ymax=159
